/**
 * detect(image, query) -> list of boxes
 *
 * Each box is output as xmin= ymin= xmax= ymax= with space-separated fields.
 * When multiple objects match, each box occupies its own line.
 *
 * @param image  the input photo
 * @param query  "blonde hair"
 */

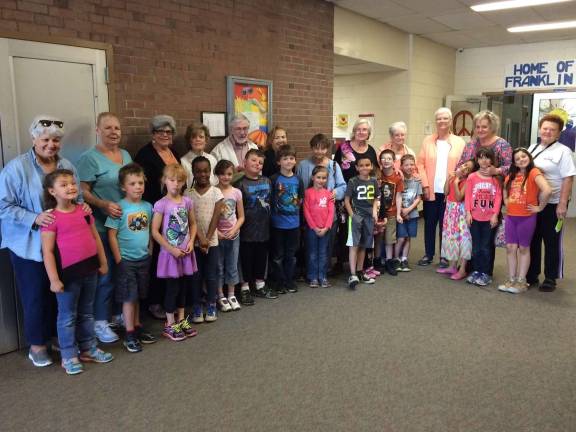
xmin=162 ymin=163 xmax=187 ymax=184
xmin=473 ymin=110 xmax=500 ymax=135
xmin=351 ymin=118 xmax=372 ymax=141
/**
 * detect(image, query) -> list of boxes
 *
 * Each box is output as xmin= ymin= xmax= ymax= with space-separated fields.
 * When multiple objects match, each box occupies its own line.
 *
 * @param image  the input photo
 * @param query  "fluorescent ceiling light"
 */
xmin=508 ymin=20 xmax=576 ymax=32
xmin=471 ymin=0 xmax=571 ymax=12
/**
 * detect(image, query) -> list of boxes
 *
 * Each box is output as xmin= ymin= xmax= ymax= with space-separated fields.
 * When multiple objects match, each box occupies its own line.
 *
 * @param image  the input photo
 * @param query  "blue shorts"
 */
xmin=397 ymin=217 xmax=418 ymax=238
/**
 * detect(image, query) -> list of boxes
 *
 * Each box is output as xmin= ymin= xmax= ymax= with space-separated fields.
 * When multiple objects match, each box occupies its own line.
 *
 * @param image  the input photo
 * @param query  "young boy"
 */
xmin=270 ymin=144 xmax=303 ymax=294
xmin=396 ymin=154 xmax=422 ymax=272
xmin=378 ymin=149 xmax=404 ymax=276
xmin=105 ymin=163 xmax=156 ymax=353
xmin=344 ymin=156 xmax=380 ymax=290
xmin=234 ymin=149 xmax=277 ymax=304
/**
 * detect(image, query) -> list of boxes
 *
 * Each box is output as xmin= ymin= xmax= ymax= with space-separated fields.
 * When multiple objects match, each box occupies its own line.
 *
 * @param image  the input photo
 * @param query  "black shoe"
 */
xmin=385 ymin=259 xmax=398 ymax=276
xmin=439 ymin=258 xmax=449 ymax=268
xmin=136 ymin=327 xmax=157 ymax=344
xmin=123 ymin=334 xmax=142 ymax=353
xmin=417 ymin=256 xmax=433 ymax=266
xmin=255 ymin=287 xmax=279 ymax=299
xmin=526 ymin=277 xmax=539 ymax=287
xmin=287 ymin=282 xmax=298 ymax=293
xmin=277 ymin=285 xmax=288 ymax=295
xmin=539 ymin=278 xmax=557 ymax=292
xmin=240 ymin=289 xmax=255 ymax=305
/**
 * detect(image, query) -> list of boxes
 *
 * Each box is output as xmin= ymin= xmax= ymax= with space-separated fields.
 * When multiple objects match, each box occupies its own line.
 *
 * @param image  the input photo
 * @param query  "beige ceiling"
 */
xmin=328 ymin=0 xmax=576 ymax=49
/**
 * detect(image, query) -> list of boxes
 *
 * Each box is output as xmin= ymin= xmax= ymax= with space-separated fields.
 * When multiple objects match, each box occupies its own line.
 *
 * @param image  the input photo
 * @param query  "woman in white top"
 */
xmin=181 ymin=123 xmax=218 ymax=188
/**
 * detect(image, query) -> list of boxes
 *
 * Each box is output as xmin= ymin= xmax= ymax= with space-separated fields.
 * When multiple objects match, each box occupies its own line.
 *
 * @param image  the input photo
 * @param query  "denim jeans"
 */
xmin=470 ymin=220 xmax=495 ymax=275
xmin=218 ymin=237 xmax=240 ymax=286
xmin=56 ymin=273 xmax=98 ymax=360
xmin=306 ymin=227 xmax=329 ymax=282
xmin=94 ymin=231 xmax=116 ymax=321
xmin=191 ymin=246 xmax=220 ymax=305
xmin=423 ymin=194 xmax=446 ymax=259
xmin=271 ymin=227 xmax=299 ymax=287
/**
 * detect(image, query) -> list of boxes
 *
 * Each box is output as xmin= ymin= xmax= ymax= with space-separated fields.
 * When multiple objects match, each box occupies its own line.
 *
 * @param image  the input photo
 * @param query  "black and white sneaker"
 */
xmin=348 ymin=274 xmax=359 ymax=290
xmin=123 ymin=335 xmax=142 ymax=353
xmin=359 ymin=272 xmax=375 ymax=284
xmin=255 ymin=287 xmax=279 ymax=299
xmin=240 ymin=289 xmax=255 ymax=305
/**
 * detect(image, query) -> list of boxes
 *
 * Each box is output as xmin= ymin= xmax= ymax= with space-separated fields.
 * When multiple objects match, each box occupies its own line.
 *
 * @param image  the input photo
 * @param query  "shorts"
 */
xmin=504 ymin=214 xmax=537 ymax=247
xmin=346 ymin=214 xmax=374 ymax=249
xmin=384 ymin=217 xmax=397 ymax=245
xmin=115 ymin=256 xmax=151 ymax=303
xmin=397 ymin=217 xmax=418 ymax=239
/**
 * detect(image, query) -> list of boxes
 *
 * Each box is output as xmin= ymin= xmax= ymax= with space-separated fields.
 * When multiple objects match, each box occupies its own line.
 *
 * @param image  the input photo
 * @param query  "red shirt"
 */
xmin=464 ymin=172 xmax=502 ymax=221
xmin=505 ymin=168 xmax=542 ymax=217
xmin=303 ymin=187 xmax=334 ymax=230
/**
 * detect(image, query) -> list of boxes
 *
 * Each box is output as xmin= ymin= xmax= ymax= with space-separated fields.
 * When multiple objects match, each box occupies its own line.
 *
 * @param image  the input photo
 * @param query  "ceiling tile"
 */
xmin=392 ymin=0 xmax=468 ymax=15
xmin=534 ymin=2 xmax=576 ymax=20
xmin=386 ymin=15 xmax=453 ymax=34
xmin=433 ymin=11 xmax=494 ymax=30
xmin=423 ymin=30 xmax=480 ymax=48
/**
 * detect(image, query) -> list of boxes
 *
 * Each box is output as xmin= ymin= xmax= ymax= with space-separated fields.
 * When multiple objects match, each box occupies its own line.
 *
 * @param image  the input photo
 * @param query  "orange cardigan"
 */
xmin=416 ymin=133 xmax=465 ymax=202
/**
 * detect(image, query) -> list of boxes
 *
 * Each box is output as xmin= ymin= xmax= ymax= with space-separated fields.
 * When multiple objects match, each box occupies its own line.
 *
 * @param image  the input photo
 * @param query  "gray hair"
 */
xmin=473 ymin=110 xmax=500 ymax=134
xmin=350 ymin=118 xmax=372 ymax=141
xmin=29 ymin=115 xmax=64 ymax=139
xmin=434 ymin=107 xmax=453 ymax=120
xmin=229 ymin=113 xmax=250 ymax=129
xmin=150 ymin=114 xmax=176 ymax=133
xmin=388 ymin=121 xmax=407 ymax=137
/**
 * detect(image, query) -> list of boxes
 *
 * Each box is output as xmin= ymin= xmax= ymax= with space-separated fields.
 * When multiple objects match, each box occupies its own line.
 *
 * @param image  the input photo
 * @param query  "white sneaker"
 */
xmin=218 ymin=297 xmax=232 ymax=312
xmin=94 ymin=320 xmax=119 ymax=343
xmin=228 ymin=296 xmax=241 ymax=310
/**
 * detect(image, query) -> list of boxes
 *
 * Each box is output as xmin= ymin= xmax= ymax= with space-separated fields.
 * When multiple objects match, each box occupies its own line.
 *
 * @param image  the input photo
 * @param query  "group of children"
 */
xmin=39 ymin=133 xmax=551 ymax=375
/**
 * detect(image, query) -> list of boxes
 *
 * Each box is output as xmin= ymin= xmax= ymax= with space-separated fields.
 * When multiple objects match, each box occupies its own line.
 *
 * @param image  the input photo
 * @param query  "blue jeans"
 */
xmin=271 ymin=227 xmax=299 ymax=287
xmin=306 ymin=228 xmax=329 ymax=282
xmin=423 ymin=194 xmax=446 ymax=259
xmin=191 ymin=246 xmax=220 ymax=305
xmin=470 ymin=220 xmax=495 ymax=275
xmin=218 ymin=237 xmax=240 ymax=286
xmin=94 ymin=231 xmax=116 ymax=321
xmin=56 ymin=273 xmax=98 ymax=360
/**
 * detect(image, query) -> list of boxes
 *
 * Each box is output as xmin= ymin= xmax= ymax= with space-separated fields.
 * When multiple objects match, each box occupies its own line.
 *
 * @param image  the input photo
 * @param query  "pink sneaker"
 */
xmin=365 ymin=267 xmax=380 ymax=278
xmin=450 ymin=272 xmax=467 ymax=281
xmin=436 ymin=267 xmax=457 ymax=275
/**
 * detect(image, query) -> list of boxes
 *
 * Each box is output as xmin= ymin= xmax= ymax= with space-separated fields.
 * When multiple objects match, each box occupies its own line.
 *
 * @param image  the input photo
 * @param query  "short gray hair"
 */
xmin=150 ymin=114 xmax=176 ymax=133
xmin=388 ymin=121 xmax=407 ymax=137
xmin=229 ymin=113 xmax=250 ymax=129
xmin=434 ymin=107 xmax=453 ymax=120
xmin=29 ymin=115 xmax=64 ymax=139
xmin=350 ymin=118 xmax=372 ymax=141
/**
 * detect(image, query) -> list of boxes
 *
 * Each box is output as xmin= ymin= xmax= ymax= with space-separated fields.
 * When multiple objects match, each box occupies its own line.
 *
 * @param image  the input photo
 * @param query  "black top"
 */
xmin=134 ymin=142 xmax=180 ymax=206
xmin=334 ymin=143 xmax=378 ymax=183
xmin=262 ymin=147 xmax=279 ymax=178
xmin=233 ymin=175 xmax=272 ymax=242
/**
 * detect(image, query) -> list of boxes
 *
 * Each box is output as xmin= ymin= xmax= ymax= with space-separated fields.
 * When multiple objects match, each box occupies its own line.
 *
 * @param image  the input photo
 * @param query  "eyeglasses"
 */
xmin=38 ymin=119 xmax=64 ymax=128
xmin=154 ymin=129 xmax=174 ymax=136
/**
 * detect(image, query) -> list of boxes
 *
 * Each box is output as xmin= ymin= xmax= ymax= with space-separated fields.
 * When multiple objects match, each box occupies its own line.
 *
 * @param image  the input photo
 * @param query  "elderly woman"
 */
xmin=77 ymin=112 xmax=132 ymax=344
xmin=416 ymin=108 xmax=465 ymax=267
xmin=263 ymin=126 xmax=288 ymax=177
xmin=379 ymin=121 xmax=416 ymax=172
xmin=526 ymin=114 xmax=576 ymax=292
xmin=134 ymin=115 xmax=180 ymax=319
xmin=335 ymin=118 xmax=378 ymax=183
xmin=0 ymin=116 xmax=79 ymax=367
xmin=211 ymin=113 xmax=258 ymax=174
xmin=181 ymin=123 xmax=218 ymax=187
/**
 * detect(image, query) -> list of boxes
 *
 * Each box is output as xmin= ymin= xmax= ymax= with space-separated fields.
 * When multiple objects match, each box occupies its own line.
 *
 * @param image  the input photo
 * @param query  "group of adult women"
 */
xmin=0 ymin=107 xmax=574 ymax=367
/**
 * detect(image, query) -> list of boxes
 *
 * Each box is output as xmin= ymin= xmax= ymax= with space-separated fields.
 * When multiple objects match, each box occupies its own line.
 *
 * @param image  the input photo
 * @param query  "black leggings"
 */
xmin=240 ymin=241 xmax=268 ymax=284
xmin=163 ymin=276 xmax=192 ymax=314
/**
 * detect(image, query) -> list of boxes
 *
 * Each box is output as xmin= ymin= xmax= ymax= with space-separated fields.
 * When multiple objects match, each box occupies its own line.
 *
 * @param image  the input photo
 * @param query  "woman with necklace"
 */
xmin=335 ymin=118 xmax=378 ymax=183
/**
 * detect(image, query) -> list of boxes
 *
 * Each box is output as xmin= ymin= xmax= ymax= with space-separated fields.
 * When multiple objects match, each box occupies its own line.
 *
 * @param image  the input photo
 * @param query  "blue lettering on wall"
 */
xmin=505 ymin=59 xmax=575 ymax=89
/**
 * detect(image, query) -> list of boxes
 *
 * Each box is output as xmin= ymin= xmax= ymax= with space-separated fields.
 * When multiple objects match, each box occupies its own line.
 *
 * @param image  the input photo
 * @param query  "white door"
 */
xmin=0 ymin=38 xmax=109 ymax=166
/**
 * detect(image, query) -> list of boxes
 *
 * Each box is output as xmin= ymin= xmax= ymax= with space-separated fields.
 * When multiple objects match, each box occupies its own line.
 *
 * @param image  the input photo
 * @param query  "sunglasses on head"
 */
xmin=38 ymin=119 xmax=64 ymax=128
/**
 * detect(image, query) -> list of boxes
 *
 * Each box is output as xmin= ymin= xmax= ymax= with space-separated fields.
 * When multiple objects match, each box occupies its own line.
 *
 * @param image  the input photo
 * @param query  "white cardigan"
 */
xmin=210 ymin=136 xmax=258 ymax=168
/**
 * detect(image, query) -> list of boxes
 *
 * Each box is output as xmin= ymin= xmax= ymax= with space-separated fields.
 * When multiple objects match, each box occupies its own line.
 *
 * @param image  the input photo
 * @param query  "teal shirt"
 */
xmin=104 ymin=199 xmax=152 ymax=261
xmin=77 ymin=147 xmax=132 ymax=232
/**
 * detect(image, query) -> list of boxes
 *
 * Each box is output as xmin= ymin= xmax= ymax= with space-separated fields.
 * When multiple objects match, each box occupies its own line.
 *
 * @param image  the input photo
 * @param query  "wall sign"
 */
xmin=504 ymin=60 xmax=575 ymax=89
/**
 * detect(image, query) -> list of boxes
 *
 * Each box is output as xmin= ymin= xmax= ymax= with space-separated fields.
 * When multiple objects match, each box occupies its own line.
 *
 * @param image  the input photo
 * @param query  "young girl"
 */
xmin=151 ymin=163 xmax=198 ymax=341
xmin=303 ymin=166 xmax=335 ymax=288
xmin=498 ymin=148 xmax=551 ymax=294
xmin=438 ymin=160 xmax=474 ymax=280
xmin=186 ymin=157 xmax=224 ymax=323
xmin=215 ymin=159 xmax=245 ymax=310
xmin=41 ymin=169 xmax=113 ymax=375
xmin=465 ymin=148 xmax=502 ymax=287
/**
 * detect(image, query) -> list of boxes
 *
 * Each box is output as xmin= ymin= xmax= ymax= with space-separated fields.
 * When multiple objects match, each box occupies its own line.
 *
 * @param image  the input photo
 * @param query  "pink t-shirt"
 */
xmin=217 ymin=187 xmax=242 ymax=239
xmin=303 ymin=187 xmax=334 ymax=230
xmin=42 ymin=205 xmax=98 ymax=270
xmin=464 ymin=172 xmax=502 ymax=221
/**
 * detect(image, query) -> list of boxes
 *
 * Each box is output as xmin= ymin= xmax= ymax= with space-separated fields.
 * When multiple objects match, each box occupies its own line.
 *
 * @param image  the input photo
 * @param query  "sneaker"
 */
xmin=417 ymin=255 xmax=433 ymax=266
xmin=136 ymin=327 xmax=157 ymax=344
xmin=109 ymin=314 xmax=125 ymax=331
xmin=192 ymin=305 xmax=204 ymax=324
xmin=466 ymin=271 xmax=481 ymax=284
xmin=148 ymin=304 xmax=166 ymax=320
xmin=539 ymin=278 xmax=557 ymax=292
xmin=218 ymin=297 xmax=232 ymax=312
xmin=179 ymin=317 xmax=199 ymax=337
xmin=205 ymin=303 xmax=218 ymax=322
xmin=276 ymin=284 xmax=288 ymax=295
xmin=240 ymin=289 xmax=255 ymax=306
xmin=497 ymin=279 xmax=516 ymax=293
xmin=348 ymin=274 xmax=359 ymax=290
xmin=286 ymin=282 xmax=298 ymax=293
xmin=123 ymin=334 xmax=143 ymax=353
xmin=320 ymin=279 xmax=331 ymax=288
xmin=28 ymin=348 xmax=53 ymax=367
xmin=364 ymin=266 xmax=380 ymax=278
xmin=79 ymin=347 xmax=114 ymax=363
xmin=309 ymin=279 xmax=319 ymax=288
xmin=399 ymin=259 xmax=411 ymax=272
xmin=385 ymin=259 xmax=398 ymax=276
xmin=61 ymin=358 xmax=84 ymax=375
xmin=360 ymin=272 xmax=375 ymax=284
xmin=94 ymin=320 xmax=119 ymax=344
xmin=228 ymin=296 xmax=241 ymax=310
xmin=508 ymin=279 xmax=529 ymax=294
xmin=162 ymin=323 xmax=186 ymax=341
xmin=437 ymin=267 xmax=457 ymax=275
xmin=439 ymin=258 xmax=450 ymax=268
xmin=474 ymin=273 xmax=492 ymax=287
xmin=255 ymin=287 xmax=279 ymax=299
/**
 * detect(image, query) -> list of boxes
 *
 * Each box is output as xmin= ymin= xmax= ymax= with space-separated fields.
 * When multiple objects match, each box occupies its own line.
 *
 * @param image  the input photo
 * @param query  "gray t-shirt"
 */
xmin=401 ymin=177 xmax=422 ymax=219
xmin=345 ymin=176 xmax=379 ymax=218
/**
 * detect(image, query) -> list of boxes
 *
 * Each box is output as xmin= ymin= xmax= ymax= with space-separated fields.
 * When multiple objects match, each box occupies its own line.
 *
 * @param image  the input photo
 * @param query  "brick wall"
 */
xmin=0 ymin=0 xmax=334 ymax=156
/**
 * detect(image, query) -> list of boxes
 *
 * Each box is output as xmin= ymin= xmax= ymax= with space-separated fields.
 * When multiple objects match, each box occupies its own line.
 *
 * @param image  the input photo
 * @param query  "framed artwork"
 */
xmin=531 ymin=91 xmax=576 ymax=144
xmin=201 ymin=111 xmax=226 ymax=138
xmin=226 ymin=76 xmax=272 ymax=146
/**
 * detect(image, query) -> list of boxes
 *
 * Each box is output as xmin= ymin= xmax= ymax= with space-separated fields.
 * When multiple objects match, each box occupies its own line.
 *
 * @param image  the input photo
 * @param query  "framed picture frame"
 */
xmin=201 ymin=111 xmax=226 ymax=138
xmin=531 ymin=91 xmax=576 ymax=144
xmin=226 ymin=76 xmax=273 ymax=146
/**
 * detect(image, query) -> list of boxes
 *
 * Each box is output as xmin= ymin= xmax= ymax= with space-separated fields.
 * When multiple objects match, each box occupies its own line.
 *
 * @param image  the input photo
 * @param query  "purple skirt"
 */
xmin=156 ymin=249 xmax=197 ymax=278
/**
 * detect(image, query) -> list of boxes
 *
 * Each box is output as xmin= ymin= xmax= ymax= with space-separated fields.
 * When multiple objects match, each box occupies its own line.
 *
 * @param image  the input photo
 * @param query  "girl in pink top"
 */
xmin=41 ymin=169 xmax=112 ymax=375
xmin=464 ymin=148 xmax=502 ymax=287
xmin=303 ymin=166 xmax=335 ymax=288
